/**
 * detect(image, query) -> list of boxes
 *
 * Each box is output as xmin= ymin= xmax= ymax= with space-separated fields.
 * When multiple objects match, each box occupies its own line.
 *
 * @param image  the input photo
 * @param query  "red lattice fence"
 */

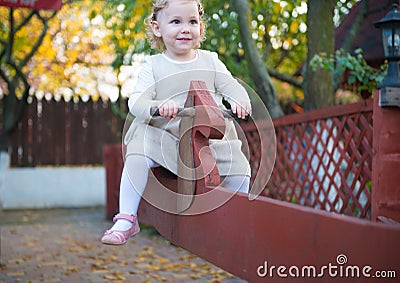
xmin=243 ymin=99 xmax=374 ymax=219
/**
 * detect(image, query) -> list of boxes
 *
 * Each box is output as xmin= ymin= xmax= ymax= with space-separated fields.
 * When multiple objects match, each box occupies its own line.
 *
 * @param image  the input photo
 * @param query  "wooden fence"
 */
xmin=243 ymin=99 xmax=373 ymax=219
xmin=3 ymin=97 xmax=125 ymax=166
xmin=2 ymin=97 xmax=373 ymax=218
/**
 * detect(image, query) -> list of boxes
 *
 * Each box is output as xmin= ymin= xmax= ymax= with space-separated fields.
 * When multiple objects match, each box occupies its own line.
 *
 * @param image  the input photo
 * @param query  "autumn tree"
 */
xmin=0 ymin=0 xmax=122 ymax=153
xmin=30 ymin=1 xmax=116 ymax=102
xmin=0 ymin=7 xmax=58 ymax=151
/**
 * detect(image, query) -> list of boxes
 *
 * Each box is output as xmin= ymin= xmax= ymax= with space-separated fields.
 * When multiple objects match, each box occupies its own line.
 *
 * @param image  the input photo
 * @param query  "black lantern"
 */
xmin=374 ymin=3 xmax=400 ymax=89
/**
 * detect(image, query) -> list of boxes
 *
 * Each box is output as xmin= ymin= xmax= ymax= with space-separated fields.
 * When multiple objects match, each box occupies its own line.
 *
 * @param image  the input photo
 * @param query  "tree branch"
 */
xmin=267 ymin=67 xmax=303 ymax=89
xmin=18 ymin=11 xmax=57 ymax=69
xmin=340 ymin=0 xmax=369 ymax=53
xmin=6 ymin=60 xmax=30 ymax=134
xmin=231 ymin=0 xmax=283 ymax=117
xmin=6 ymin=8 xmax=14 ymax=61
xmin=0 ymin=68 xmax=10 ymax=86
xmin=14 ymin=10 xmax=35 ymax=33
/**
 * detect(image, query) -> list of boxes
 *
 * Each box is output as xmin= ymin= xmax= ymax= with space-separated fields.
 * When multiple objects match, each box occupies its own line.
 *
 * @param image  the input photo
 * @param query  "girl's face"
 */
xmin=152 ymin=0 xmax=203 ymax=61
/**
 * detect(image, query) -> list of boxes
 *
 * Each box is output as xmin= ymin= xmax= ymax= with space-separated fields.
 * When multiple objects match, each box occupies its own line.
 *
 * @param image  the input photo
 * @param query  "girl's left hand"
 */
xmin=230 ymin=102 xmax=251 ymax=119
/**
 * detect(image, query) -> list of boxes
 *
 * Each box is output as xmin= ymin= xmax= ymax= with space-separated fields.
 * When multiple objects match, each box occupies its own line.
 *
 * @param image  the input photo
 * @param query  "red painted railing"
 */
xmin=243 ymin=99 xmax=374 ymax=218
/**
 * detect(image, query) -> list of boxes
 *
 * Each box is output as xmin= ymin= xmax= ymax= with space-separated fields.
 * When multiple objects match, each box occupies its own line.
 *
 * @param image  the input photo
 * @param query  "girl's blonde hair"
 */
xmin=145 ymin=0 xmax=207 ymax=51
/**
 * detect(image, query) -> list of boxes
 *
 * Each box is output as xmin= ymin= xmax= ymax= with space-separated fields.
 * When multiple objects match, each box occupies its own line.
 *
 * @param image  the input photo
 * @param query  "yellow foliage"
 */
xmin=18 ymin=0 xmax=118 ymax=101
xmin=273 ymin=2 xmax=282 ymax=15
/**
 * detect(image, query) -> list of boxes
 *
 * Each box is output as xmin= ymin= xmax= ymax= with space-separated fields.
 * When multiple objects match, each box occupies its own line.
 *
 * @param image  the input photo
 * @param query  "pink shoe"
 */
xmin=101 ymin=213 xmax=140 ymax=245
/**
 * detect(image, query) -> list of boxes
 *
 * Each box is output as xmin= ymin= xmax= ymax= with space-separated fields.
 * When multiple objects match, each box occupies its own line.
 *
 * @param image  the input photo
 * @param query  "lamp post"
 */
xmin=374 ymin=3 xmax=400 ymax=106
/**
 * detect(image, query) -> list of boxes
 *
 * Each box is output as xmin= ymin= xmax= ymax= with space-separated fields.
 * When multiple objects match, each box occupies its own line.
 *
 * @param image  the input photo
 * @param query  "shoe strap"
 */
xmin=113 ymin=213 xmax=136 ymax=223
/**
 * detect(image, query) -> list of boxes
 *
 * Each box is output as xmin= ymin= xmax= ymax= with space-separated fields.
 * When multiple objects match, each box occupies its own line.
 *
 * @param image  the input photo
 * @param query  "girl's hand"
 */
xmin=158 ymin=100 xmax=179 ymax=119
xmin=230 ymin=102 xmax=251 ymax=120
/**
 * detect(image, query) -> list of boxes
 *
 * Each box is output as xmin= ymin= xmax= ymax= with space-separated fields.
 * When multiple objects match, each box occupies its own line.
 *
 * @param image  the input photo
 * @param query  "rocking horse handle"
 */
xmin=150 ymin=106 xmax=194 ymax=117
xmin=150 ymin=106 xmax=244 ymax=120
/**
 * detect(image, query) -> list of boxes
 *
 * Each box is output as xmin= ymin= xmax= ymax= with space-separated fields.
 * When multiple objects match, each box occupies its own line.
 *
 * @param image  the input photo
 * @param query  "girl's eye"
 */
xmin=171 ymin=19 xmax=180 ymax=24
xmin=190 ymin=20 xmax=198 ymax=25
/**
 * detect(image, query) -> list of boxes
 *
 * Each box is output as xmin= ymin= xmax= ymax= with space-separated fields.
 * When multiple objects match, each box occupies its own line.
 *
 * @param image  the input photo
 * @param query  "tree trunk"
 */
xmin=231 ymin=0 xmax=284 ymax=118
xmin=304 ymin=0 xmax=336 ymax=111
xmin=0 ymin=90 xmax=16 ymax=152
xmin=0 ymin=82 xmax=29 ymax=152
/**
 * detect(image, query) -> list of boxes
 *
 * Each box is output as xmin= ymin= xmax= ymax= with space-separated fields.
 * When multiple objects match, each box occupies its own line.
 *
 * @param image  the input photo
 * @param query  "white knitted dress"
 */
xmin=124 ymin=50 xmax=251 ymax=177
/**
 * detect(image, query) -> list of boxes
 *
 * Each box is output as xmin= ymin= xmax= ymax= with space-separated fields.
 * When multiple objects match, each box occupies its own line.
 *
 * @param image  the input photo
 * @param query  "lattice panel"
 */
xmin=244 ymin=101 xmax=373 ymax=218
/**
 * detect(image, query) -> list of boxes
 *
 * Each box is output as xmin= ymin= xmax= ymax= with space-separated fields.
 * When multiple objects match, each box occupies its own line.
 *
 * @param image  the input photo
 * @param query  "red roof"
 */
xmin=334 ymin=0 xmax=400 ymax=68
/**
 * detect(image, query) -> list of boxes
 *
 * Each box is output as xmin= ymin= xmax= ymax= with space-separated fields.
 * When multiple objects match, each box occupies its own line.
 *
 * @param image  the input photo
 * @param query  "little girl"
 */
xmin=101 ymin=0 xmax=252 ymax=245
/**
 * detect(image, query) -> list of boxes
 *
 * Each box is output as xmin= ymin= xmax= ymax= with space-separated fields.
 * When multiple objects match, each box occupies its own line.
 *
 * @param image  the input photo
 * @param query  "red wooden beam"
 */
xmin=273 ymin=99 xmax=373 ymax=127
xmin=139 ymin=180 xmax=400 ymax=282
xmin=372 ymin=90 xmax=400 ymax=223
xmin=103 ymin=144 xmax=123 ymax=220
xmin=0 ymin=0 xmax=62 ymax=10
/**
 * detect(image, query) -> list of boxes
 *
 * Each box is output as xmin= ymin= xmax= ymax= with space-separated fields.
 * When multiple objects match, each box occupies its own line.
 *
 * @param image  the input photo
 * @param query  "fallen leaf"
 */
xmin=6 ymin=271 xmax=25 ymax=277
xmin=37 ymin=260 xmax=67 ymax=267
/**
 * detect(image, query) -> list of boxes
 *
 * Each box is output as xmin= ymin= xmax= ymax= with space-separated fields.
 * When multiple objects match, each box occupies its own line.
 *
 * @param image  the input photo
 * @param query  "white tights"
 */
xmin=111 ymin=155 xmax=250 ymax=231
